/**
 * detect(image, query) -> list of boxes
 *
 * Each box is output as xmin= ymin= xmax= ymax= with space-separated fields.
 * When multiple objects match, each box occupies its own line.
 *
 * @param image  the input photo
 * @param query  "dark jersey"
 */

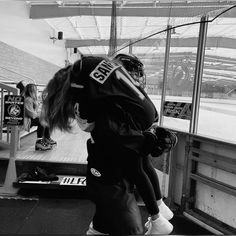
xmin=70 ymin=56 xmax=157 ymax=130
xmin=71 ymin=56 xmax=159 ymax=215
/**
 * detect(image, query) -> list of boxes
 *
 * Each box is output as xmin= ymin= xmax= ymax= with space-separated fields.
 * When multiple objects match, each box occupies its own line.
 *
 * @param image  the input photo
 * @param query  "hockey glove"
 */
xmin=143 ymin=123 xmax=178 ymax=157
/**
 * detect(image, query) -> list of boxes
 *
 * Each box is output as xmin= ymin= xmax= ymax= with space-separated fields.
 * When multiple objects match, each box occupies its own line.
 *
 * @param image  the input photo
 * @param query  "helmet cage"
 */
xmin=115 ymin=54 xmax=146 ymax=88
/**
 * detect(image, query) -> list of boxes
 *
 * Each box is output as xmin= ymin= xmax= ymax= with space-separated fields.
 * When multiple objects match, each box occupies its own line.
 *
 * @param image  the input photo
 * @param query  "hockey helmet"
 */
xmin=113 ymin=53 xmax=146 ymax=88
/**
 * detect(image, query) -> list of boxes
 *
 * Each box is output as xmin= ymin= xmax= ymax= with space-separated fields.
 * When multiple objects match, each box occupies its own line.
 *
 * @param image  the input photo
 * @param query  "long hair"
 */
xmin=24 ymin=84 xmax=37 ymax=100
xmin=41 ymin=65 xmax=77 ymax=132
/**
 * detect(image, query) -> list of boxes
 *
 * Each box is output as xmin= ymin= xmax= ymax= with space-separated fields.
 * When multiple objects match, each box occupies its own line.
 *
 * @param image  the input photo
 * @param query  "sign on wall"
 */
xmin=163 ymin=101 xmax=192 ymax=120
xmin=4 ymin=95 xmax=24 ymax=126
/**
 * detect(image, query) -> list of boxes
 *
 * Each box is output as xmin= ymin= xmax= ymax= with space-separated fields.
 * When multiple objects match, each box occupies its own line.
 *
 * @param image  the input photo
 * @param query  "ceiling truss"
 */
xmin=65 ymin=37 xmax=236 ymax=49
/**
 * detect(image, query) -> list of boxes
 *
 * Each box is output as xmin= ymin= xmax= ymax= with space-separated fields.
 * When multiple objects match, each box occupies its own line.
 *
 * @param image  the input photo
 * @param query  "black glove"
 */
xmin=143 ymin=123 xmax=178 ymax=157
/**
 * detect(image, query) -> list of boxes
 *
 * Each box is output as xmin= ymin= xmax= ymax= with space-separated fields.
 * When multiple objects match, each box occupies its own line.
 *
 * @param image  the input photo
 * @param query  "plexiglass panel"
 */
xmin=197 ymin=9 xmax=236 ymax=144
xmin=162 ymin=23 xmax=199 ymax=132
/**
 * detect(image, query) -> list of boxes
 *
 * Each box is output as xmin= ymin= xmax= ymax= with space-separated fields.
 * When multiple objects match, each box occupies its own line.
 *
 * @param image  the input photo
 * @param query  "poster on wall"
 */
xmin=163 ymin=101 xmax=192 ymax=120
xmin=3 ymin=95 xmax=24 ymax=126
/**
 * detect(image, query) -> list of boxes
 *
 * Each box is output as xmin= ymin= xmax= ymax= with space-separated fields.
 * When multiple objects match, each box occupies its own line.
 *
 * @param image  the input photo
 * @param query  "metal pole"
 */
xmin=189 ymin=16 xmax=208 ymax=133
xmin=0 ymin=87 xmax=19 ymax=195
xmin=129 ymin=40 xmax=132 ymax=54
xmin=159 ymin=25 xmax=171 ymax=125
xmin=159 ymin=25 xmax=172 ymax=202
xmin=108 ymin=1 xmax=117 ymax=57
xmin=0 ymin=125 xmax=19 ymax=195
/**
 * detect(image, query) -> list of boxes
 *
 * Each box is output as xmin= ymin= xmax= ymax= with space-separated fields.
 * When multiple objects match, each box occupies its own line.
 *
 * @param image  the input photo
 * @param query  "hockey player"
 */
xmin=41 ymin=55 xmax=177 ymax=235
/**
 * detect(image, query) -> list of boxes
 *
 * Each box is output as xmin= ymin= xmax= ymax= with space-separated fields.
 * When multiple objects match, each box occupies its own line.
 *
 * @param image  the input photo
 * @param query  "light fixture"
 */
xmin=58 ymin=31 xmax=63 ymax=40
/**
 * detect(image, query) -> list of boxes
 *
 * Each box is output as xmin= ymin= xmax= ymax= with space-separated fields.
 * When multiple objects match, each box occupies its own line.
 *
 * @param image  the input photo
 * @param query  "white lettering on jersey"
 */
xmin=90 ymin=60 xmax=119 ymax=84
xmin=115 ymin=70 xmax=145 ymax=100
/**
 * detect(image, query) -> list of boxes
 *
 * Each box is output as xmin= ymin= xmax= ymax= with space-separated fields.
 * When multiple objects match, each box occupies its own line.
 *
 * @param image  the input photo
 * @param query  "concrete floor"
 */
xmin=0 ymin=189 xmax=213 ymax=235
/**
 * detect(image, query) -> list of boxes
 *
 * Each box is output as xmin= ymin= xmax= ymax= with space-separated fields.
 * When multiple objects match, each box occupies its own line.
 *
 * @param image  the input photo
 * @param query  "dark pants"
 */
xmin=86 ymin=140 xmax=143 ymax=235
xmin=86 ymin=175 xmax=143 ymax=235
xmin=30 ymin=117 xmax=50 ymax=139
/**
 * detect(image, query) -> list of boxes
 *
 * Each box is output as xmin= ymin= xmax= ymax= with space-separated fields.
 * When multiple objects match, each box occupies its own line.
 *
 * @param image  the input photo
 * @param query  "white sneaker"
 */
xmin=86 ymin=222 xmax=108 ymax=235
xmin=158 ymin=199 xmax=174 ymax=220
xmin=145 ymin=214 xmax=173 ymax=235
xmin=145 ymin=200 xmax=174 ymax=230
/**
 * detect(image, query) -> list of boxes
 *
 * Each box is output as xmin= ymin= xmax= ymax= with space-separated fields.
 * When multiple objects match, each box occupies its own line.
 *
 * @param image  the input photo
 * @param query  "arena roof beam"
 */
xmin=65 ymin=37 xmax=236 ymax=49
xmin=28 ymin=2 xmax=235 ymax=19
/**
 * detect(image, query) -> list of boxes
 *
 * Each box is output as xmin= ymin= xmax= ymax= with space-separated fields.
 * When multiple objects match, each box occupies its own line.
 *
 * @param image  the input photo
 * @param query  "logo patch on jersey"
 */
xmin=89 ymin=60 xmax=119 ymax=84
xmin=90 ymin=168 xmax=101 ymax=177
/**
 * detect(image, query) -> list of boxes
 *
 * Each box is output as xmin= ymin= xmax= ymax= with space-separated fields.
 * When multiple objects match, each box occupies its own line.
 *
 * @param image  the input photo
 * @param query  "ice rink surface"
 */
xmin=150 ymin=95 xmax=236 ymax=144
